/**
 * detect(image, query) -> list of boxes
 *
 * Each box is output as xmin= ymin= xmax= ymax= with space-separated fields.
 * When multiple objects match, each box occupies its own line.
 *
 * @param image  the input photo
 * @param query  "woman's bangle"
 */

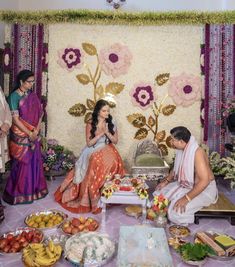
xmin=185 ymin=194 xmax=191 ymax=202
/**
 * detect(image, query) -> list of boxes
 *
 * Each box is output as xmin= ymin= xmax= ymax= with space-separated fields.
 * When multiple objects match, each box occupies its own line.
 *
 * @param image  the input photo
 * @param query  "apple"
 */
xmin=12 ymin=241 xmax=20 ymax=250
xmin=63 ymin=226 xmax=72 ymax=234
xmin=0 ymin=238 xmax=8 ymax=249
xmin=71 ymin=228 xmax=79 ymax=235
xmin=3 ymin=245 xmax=10 ymax=253
xmin=22 ymin=240 xmax=29 ymax=248
xmin=63 ymin=222 xmax=70 ymax=228
xmin=6 ymin=234 xmax=14 ymax=242
xmin=79 ymin=217 xmax=86 ymax=224
xmin=71 ymin=218 xmax=80 ymax=227
xmin=78 ymin=224 xmax=85 ymax=231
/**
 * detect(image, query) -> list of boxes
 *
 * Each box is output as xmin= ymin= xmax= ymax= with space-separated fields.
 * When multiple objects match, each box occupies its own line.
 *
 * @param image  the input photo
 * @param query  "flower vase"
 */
xmin=155 ymin=212 xmax=167 ymax=228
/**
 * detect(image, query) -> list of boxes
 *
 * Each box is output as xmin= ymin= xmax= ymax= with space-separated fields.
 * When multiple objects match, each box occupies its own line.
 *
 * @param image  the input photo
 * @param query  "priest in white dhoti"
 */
xmin=154 ymin=126 xmax=218 ymax=225
xmin=0 ymin=86 xmax=12 ymax=175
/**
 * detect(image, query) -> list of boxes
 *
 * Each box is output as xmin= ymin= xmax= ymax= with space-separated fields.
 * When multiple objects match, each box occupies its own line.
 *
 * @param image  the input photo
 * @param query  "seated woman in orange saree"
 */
xmin=54 ymin=100 xmax=125 ymax=213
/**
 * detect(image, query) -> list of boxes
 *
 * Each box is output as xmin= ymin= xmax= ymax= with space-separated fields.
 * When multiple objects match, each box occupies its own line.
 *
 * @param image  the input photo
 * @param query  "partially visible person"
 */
xmin=0 ymin=86 xmax=12 ymax=223
xmin=54 ymin=99 xmax=125 ymax=214
xmin=3 ymin=70 xmax=48 ymax=205
xmin=0 ymin=86 xmax=12 ymax=178
xmin=154 ymin=126 xmax=218 ymax=225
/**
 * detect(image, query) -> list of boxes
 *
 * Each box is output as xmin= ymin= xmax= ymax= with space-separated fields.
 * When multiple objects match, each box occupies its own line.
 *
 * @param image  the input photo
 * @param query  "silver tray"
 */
xmin=24 ymin=209 xmax=67 ymax=230
xmin=195 ymin=231 xmax=235 ymax=261
xmin=0 ymin=227 xmax=44 ymax=255
xmin=64 ymin=232 xmax=116 ymax=267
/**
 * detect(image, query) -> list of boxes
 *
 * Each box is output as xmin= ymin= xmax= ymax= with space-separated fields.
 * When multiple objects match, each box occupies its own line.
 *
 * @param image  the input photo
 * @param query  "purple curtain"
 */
xmin=3 ymin=24 xmax=49 ymax=136
xmin=203 ymin=24 xmax=235 ymax=155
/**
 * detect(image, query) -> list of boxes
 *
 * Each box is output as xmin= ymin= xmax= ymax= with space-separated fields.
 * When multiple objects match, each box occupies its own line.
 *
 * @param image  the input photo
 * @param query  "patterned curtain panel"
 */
xmin=3 ymin=23 xmax=49 ymax=136
xmin=202 ymin=24 xmax=235 ymax=155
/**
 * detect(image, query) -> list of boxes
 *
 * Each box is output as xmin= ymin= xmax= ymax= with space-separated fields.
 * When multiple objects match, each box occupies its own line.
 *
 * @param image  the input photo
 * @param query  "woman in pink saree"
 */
xmin=55 ymin=99 xmax=125 ymax=213
xmin=3 ymin=70 xmax=48 ymax=205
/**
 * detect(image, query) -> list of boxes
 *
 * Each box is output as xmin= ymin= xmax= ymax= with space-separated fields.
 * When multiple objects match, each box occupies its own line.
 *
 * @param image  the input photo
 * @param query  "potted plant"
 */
xmin=42 ymin=138 xmax=76 ymax=180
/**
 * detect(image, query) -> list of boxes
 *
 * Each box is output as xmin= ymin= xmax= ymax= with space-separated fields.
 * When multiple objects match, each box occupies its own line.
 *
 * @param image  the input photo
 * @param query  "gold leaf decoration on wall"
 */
xmin=162 ymin=104 xmax=176 ymax=116
xmin=127 ymin=113 xmax=146 ymax=128
xmin=84 ymin=112 xmax=92 ymax=123
xmin=155 ymin=73 xmax=170 ymax=86
xmin=69 ymin=42 xmax=128 ymax=122
xmin=69 ymin=103 xmax=87 ymax=117
xmin=127 ymin=72 xmax=178 ymax=156
xmin=86 ymin=99 xmax=95 ymax=110
xmin=105 ymin=82 xmax=124 ymax=95
xmin=76 ymin=74 xmax=90 ymax=85
xmin=166 ymin=135 xmax=173 ymax=148
xmin=134 ymin=128 xmax=148 ymax=140
xmin=148 ymin=115 xmax=155 ymax=127
xmin=96 ymin=85 xmax=104 ymax=97
xmin=155 ymin=130 xmax=166 ymax=143
xmin=82 ymin=43 xmax=97 ymax=56
xmin=159 ymin=144 xmax=168 ymax=156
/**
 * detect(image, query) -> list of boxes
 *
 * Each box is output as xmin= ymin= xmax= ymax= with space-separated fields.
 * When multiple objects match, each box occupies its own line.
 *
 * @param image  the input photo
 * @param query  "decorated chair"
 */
xmin=131 ymin=139 xmax=169 ymax=181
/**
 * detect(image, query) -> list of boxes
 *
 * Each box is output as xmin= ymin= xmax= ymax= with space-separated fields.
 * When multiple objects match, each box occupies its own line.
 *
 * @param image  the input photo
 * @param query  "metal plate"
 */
xmin=64 ymin=232 xmax=116 ymax=267
xmin=168 ymin=225 xmax=190 ymax=238
xmin=24 ymin=209 xmax=67 ymax=230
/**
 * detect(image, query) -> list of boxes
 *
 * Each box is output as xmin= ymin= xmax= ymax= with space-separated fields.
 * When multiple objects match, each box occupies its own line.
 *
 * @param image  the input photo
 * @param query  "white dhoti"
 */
xmin=154 ymin=180 xmax=218 ymax=225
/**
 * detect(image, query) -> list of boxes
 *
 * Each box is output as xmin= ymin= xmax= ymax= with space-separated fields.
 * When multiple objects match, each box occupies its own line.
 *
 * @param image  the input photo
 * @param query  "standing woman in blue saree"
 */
xmin=3 ymin=70 xmax=48 ymax=205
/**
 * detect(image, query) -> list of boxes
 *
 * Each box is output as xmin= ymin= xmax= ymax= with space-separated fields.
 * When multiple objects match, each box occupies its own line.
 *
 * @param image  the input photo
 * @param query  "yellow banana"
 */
xmin=48 ymin=240 xmax=55 ymax=253
xmin=34 ymin=256 xmax=56 ymax=266
xmin=54 ymin=245 xmax=62 ymax=258
xmin=30 ymin=243 xmax=44 ymax=250
xmin=45 ymin=246 xmax=55 ymax=259
xmin=23 ymin=254 xmax=35 ymax=267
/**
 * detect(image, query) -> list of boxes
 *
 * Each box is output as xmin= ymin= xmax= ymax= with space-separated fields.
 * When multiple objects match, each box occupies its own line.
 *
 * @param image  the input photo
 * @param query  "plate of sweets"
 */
xmin=61 ymin=216 xmax=99 ymax=235
xmin=169 ymin=225 xmax=191 ymax=238
xmin=64 ymin=232 xmax=116 ymax=267
xmin=195 ymin=231 xmax=235 ymax=260
xmin=25 ymin=209 xmax=66 ymax=230
xmin=0 ymin=227 xmax=43 ymax=254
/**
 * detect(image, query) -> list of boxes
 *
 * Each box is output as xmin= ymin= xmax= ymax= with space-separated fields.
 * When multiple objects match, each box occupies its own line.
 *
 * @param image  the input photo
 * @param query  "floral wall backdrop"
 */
xmin=47 ymin=24 xmax=202 ymax=168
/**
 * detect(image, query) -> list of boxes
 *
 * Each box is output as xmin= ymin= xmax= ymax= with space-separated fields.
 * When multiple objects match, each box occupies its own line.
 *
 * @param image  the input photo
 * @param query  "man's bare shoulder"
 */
xmin=195 ymin=147 xmax=208 ymax=162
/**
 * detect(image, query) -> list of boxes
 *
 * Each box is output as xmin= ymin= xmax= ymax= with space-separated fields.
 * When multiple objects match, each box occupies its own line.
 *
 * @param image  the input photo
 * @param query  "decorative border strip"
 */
xmin=1 ymin=10 xmax=235 ymax=25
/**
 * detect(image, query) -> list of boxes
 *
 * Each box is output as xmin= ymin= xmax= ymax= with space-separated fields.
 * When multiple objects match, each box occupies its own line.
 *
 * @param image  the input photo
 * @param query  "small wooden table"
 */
xmin=194 ymin=193 xmax=235 ymax=225
xmin=100 ymin=191 xmax=148 ymax=230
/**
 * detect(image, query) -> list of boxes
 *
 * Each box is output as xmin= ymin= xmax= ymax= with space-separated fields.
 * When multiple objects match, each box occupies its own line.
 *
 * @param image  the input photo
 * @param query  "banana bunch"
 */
xmin=22 ymin=241 xmax=62 ymax=267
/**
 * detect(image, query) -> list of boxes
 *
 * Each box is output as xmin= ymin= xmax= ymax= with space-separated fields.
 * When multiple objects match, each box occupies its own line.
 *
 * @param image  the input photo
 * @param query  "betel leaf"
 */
xmin=178 ymin=243 xmax=216 ymax=261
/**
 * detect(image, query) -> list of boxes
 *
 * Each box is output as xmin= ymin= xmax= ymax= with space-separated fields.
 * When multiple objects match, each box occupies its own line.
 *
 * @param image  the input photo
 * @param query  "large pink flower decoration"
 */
xmin=57 ymin=46 xmax=83 ymax=72
xmin=130 ymin=82 xmax=155 ymax=110
xmin=98 ymin=43 xmax=132 ymax=78
xmin=168 ymin=73 xmax=201 ymax=107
